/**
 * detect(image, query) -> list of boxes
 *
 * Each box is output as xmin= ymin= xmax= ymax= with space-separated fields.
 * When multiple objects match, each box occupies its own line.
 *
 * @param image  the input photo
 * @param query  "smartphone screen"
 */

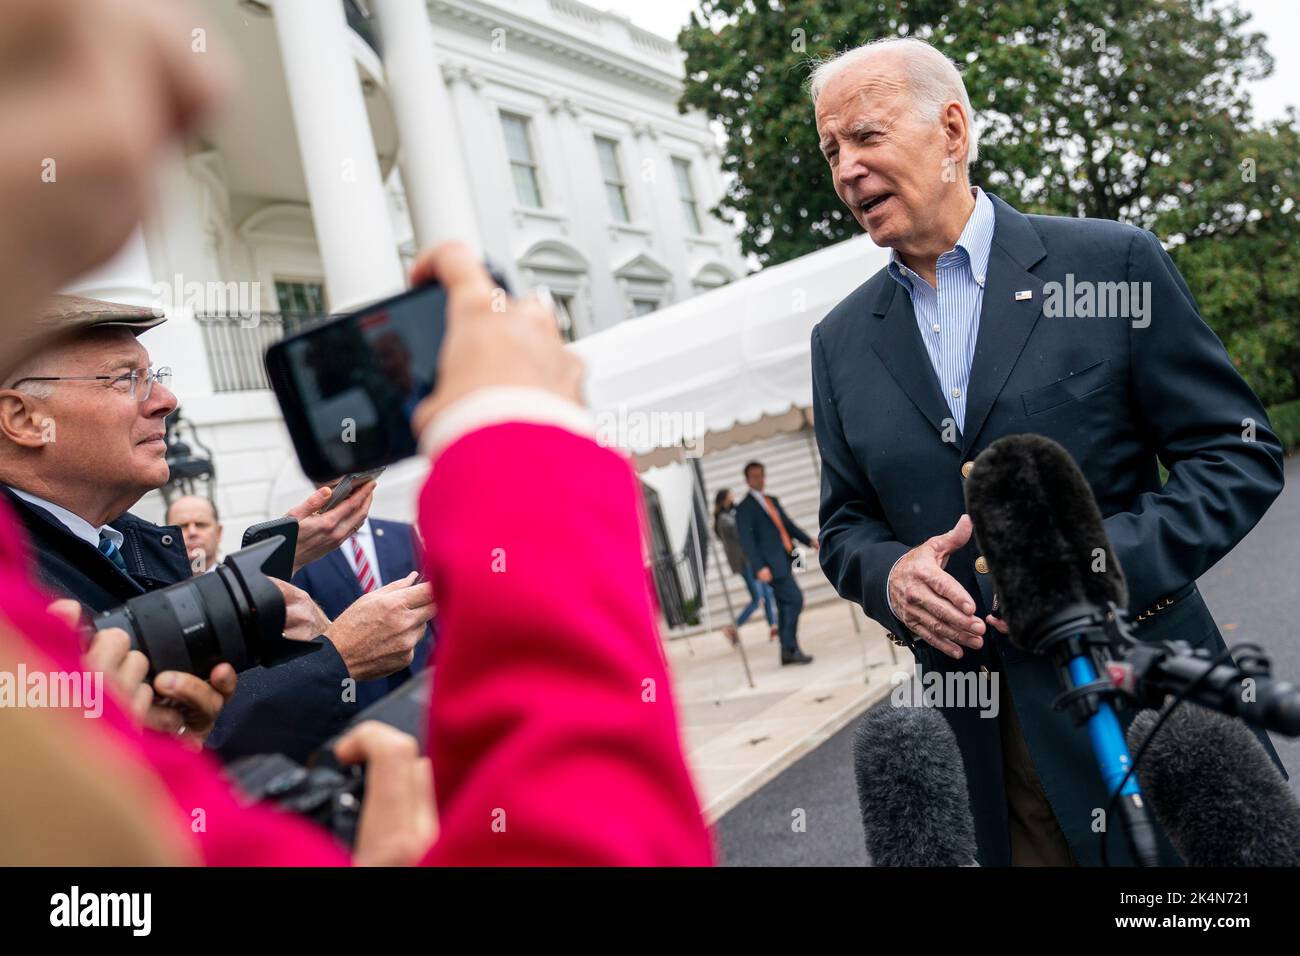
xmin=266 ymin=284 xmax=447 ymax=482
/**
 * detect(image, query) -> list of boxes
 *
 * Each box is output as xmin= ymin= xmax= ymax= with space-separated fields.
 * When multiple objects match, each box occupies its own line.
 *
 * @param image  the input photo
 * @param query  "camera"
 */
xmin=223 ymin=669 xmax=432 ymax=846
xmin=94 ymin=536 xmax=319 ymax=678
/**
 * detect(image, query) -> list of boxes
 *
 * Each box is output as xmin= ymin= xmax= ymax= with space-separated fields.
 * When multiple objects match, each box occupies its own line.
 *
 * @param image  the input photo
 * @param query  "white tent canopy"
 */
xmin=571 ymin=233 xmax=890 ymax=471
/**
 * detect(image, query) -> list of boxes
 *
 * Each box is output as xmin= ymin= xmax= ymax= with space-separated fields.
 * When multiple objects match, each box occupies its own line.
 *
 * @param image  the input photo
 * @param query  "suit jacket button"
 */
xmin=961 ymin=461 xmax=974 ymax=479
xmin=974 ymin=556 xmax=989 ymax=574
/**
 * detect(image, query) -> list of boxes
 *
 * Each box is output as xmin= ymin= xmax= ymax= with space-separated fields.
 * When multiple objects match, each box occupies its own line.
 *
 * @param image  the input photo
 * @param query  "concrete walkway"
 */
xmin=663 ymin=597 xmax=913 ymax=821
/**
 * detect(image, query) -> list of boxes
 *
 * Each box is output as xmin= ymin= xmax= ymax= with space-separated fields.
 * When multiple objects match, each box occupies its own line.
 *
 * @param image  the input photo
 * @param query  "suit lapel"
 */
xmin=959 ymin=195 xmax=1048 ymax=456
xmin=871 ymin=280 xmax=954 ymax=436
xmin=371 ymin=522 xmax=405 ymax=583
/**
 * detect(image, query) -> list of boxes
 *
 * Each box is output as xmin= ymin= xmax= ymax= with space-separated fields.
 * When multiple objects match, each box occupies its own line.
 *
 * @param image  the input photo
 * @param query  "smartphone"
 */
xmin=320 ymin=467 xmax=386 ymax=513
xmin=265 ymin=283 xmax=451 ymax=483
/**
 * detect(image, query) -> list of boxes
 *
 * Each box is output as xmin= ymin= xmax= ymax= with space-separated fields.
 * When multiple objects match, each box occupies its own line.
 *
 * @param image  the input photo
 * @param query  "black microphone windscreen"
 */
xmin=853 ymin=704 xmax=978 ymax=866
xmin=964 ymin=434 xmax=1126 ymax=651
xmin=1128 ymin=704 xmax=1300 ymax=866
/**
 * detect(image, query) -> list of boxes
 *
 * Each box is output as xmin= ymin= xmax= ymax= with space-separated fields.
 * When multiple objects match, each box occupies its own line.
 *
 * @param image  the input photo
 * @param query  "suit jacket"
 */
xmin=811 ymin=193 xmax=1286 ymax=866
xmin=291 ymin=518 xmax=432 ymax=709
xmin=734 ymin=491 xmax=812 ymax=580
xmin=0 ymin=487 xmax=356 ymax=763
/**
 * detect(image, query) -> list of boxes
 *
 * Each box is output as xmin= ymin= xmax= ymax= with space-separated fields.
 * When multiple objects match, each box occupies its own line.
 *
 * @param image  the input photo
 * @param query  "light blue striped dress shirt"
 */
xmin=885 ymin=187 xmax=995 ymax=435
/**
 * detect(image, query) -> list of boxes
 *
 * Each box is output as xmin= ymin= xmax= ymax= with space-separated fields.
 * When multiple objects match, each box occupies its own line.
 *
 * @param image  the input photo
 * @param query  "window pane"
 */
xmin=595 ymin=137 xmax=622 ymax=183
xmin=606 ymin=183 xmax=630 ymax=222
xmin=512 ymin=163 xmax=543 ymax=208
xmin=552 ymin=294 xmax=576 ymax=342
xmin=500 ymin=114 xmax=533 ymax=164
xmin=682 ymin=199 xmax=702 ymax=234
xmin=672 ymin=158 xmax=695 ymax=201
xmin=632 ymin=299 xmax=658 ymax=317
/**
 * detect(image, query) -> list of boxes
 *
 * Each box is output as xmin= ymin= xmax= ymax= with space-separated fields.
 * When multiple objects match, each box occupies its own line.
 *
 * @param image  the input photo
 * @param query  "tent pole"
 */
xmin=691 ymin=455 xmax=754 ymax=689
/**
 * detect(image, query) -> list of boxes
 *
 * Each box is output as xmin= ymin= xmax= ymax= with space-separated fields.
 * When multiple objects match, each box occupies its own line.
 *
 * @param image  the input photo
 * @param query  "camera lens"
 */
xmin=95 ymin=536 xmax=296 ymax=678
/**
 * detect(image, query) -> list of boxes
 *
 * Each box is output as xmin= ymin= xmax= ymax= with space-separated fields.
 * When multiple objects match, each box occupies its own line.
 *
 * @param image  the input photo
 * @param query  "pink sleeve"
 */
xmin=419 ymin=423 xmax=714 ymax=865
xmin=0 ymin=503 xmax=350 ymax=867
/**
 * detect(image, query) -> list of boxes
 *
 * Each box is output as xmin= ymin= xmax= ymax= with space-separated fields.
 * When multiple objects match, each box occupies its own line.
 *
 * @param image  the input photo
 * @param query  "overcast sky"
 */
xmin=600 ymin=0 xmax=1298 ymax=123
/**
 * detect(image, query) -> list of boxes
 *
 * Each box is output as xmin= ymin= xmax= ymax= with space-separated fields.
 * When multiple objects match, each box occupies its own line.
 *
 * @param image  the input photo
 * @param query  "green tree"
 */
xmin=678 ymin=0 xmax=1299 ymax=403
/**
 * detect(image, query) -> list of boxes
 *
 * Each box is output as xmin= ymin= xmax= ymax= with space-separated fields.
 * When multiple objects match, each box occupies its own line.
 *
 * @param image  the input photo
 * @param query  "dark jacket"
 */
xmin=811 ymin=193 xmax=1286 ymax=866
xmin=2 ymin=487 xmax=356 ymax=763
xmin=713 ymin=508 xmax=748 ymax=576
xmin=734 ymin=490 xmax=812 ymax=581
xmin=291 ymin=518 xmax=432 ymax=710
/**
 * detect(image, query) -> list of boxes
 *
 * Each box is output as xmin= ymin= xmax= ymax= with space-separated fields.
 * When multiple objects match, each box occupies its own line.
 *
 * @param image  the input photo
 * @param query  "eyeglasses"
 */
xmin=9 ymin=366 xmax=174 ymax=402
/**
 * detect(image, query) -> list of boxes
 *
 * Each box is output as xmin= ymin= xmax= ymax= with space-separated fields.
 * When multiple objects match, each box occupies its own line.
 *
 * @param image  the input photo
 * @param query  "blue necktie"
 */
xmin=98 ymin=531 xmax=128 ymax=572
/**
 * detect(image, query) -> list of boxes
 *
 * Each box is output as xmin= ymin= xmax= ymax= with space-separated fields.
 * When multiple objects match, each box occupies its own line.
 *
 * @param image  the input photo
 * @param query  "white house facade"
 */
xmin=66 ymin=0 xmax=745 ymax=542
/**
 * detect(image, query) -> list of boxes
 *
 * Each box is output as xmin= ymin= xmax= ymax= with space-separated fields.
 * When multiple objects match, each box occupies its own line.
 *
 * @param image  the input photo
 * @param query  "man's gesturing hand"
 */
xmin=887 ymin=514 xmax=985 ymax=660
xmin=329 ymin=573 xmax=435 ymax=681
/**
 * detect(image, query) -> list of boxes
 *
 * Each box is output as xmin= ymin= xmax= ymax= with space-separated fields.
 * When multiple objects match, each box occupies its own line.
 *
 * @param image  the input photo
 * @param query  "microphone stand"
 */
xmin=1027 ymin=601 xmax=1160 ymax=867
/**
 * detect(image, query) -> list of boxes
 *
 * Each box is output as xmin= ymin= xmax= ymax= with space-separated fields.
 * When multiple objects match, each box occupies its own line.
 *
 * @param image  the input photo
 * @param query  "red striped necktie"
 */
xmin=350 ymin=535 xmax=378 ymax=593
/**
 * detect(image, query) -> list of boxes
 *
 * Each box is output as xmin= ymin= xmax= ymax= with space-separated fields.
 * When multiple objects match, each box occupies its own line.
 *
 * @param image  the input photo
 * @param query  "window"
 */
xmin=274 ymin=279 xmax=326 ymax=315
xmin=552 ymin=293 xmax=578 ymax=342
xmin=672 ymin=157 xmax=702 ymax=234
xmin=594 ymin=136 xmax=630 ymax=223
xmin=500 ymin=112 xmax=543 ymax=209
xmin=631 ymin=298 xmax=659 ymax=318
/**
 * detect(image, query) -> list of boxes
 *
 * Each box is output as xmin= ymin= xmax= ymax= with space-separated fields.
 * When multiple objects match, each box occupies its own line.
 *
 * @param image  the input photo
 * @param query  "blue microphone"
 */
xmin=965 ymin=434 xmax=1159 ymax=866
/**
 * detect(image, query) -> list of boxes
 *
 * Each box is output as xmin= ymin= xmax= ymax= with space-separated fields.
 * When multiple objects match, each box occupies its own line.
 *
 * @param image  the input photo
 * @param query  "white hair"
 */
xmin=809 ymin=37 xmax=979 ymax=166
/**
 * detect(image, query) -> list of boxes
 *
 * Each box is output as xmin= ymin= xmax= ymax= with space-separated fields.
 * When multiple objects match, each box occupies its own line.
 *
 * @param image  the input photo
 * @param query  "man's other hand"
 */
xmin=286 ymin=480 xmax=376 ymax=574
xmin=329 ymin=572 xmax=435 ymax=681
xmin=271 ymin=578 xmax=331 ymax=642
xmin=334 ymin=721 xmax=435 ymax=866
xmin=148 ymin=665 xmax=235 ymax=749
xmin=887 ymin=514 xmax=986 ymax=660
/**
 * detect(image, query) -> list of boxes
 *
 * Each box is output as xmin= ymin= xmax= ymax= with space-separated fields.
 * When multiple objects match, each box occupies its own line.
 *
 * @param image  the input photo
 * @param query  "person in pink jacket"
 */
xmin=0 ymin=0 xmax=713 ymax=867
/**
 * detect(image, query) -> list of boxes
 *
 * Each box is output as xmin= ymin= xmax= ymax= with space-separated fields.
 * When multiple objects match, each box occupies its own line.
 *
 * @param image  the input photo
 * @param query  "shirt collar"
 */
xmin=8 ymin=488 xmax=124 ymax=550
xmin=887 ymin=186 xmax=995 ymax=290
xmin=350 ymin=518 xmax=372 ymax=542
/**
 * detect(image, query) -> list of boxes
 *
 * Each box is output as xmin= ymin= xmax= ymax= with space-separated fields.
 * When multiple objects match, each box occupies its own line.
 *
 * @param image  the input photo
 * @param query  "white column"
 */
xmin=371 ymin=0 xmax=482 ymax=254
xmin=272 ymin=0 xmax=404 ymax=311
xmin=64 ymin=228 xmax=155 ymax=307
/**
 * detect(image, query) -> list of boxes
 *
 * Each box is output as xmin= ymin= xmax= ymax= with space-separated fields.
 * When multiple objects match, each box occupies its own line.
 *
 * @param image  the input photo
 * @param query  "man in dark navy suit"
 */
xmin=809 ymin=38 xmax=1285 ymax=865
xmin=292 ymin=516 xmax=433 ymax=708
xmin=734 ymin=461 xmax=818 ymax=665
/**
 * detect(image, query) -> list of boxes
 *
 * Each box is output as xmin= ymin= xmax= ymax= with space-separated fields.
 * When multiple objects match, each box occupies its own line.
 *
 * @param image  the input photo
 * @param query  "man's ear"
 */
xmin=942 ymin=101 xmax=969 ymax=166
xmin=0 ymin=391 xmax=53 ymax=448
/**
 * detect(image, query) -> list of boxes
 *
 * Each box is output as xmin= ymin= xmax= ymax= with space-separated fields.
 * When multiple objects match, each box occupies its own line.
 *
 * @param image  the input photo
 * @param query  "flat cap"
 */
xmin=3 ymin=294 xmax=167 ymax=384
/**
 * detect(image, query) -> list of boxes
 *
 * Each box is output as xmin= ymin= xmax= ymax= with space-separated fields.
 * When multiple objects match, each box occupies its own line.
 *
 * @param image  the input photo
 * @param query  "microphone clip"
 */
xmin=1030 ymin=602 xmax=1133 ymax=727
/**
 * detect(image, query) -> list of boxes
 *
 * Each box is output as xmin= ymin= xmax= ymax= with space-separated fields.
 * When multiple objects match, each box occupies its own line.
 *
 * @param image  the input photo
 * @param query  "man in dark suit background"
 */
xmin=809 ymin=37 xmax=1285 ymax=865
xmin=734 ymin=460 xmax=818 ymax=665
xmin=292 ymin=516 xmax=433 ymax=708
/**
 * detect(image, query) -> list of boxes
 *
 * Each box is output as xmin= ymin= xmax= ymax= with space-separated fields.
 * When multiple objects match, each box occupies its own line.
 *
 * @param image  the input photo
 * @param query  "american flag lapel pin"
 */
xmin=1014 ymin=290 xmax=1033 ymax=301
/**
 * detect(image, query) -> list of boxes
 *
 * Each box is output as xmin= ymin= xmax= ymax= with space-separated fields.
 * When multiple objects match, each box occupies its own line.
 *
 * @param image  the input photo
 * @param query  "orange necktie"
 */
xmin=761 ymin=495 xmax=794 ymax=554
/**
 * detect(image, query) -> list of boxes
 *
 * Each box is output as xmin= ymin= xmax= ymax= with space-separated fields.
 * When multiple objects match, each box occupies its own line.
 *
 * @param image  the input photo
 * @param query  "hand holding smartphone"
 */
xmin=320 ymin=468 xmax=386 ymax=513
